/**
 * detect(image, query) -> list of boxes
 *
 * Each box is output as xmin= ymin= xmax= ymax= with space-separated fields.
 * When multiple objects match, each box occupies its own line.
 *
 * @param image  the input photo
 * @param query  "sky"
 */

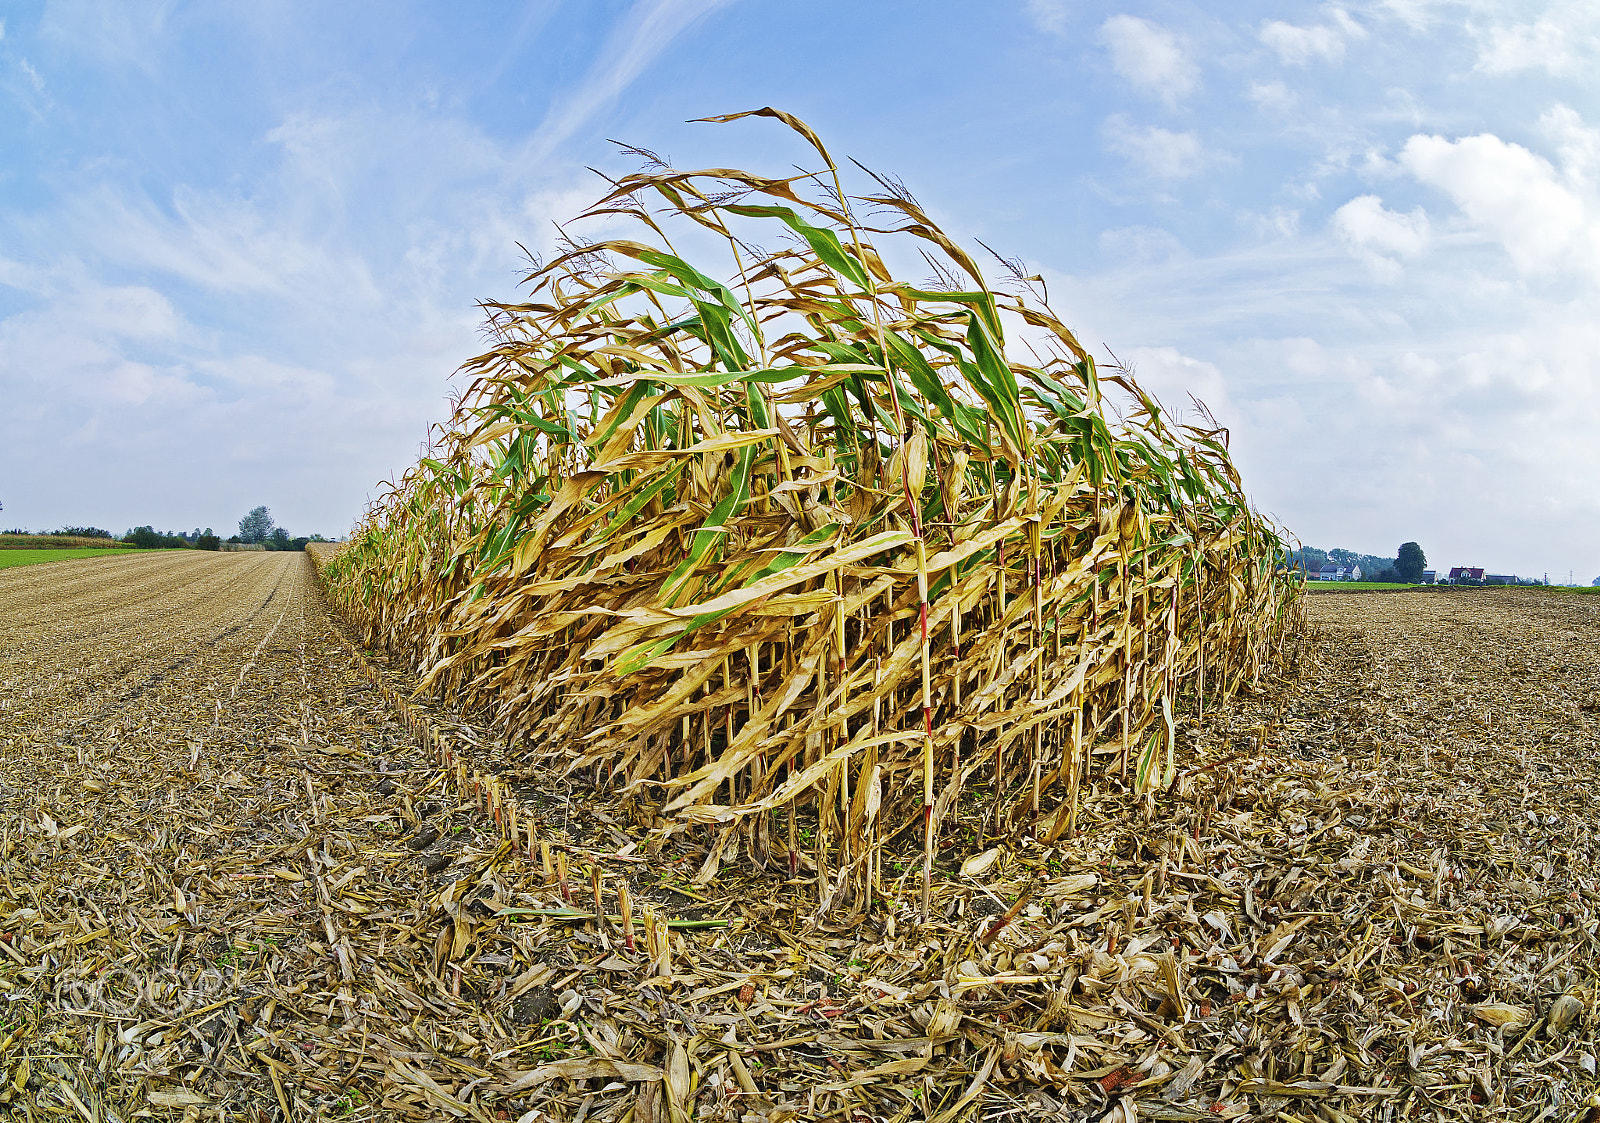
xmin=1 ymin=1 xmax=1597 ymax=579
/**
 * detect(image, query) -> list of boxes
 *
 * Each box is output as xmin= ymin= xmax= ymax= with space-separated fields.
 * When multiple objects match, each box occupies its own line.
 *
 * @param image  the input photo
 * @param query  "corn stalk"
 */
xmin=322 ymin=110 xmax=1301 ymax=900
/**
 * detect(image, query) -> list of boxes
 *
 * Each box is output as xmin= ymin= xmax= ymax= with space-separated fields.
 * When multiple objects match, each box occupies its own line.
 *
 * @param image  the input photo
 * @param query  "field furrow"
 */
xmin=3 ymin=561 xmax=1598 ymax=1121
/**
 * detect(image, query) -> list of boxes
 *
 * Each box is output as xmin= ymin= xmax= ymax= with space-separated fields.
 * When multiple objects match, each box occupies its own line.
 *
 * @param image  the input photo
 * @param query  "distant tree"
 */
xmin=196 ymin=533 xmax=222 ymax=551
xmin=238 ymin=506 xmax=275 ymax=544
xmin=1288 ymin=547 xmax=1329 ymax=574
xmin=56 ymin=526 xmax=113 ymax=539
xmin=1373 ymin=567 xmax=1402 ymax=583
xmin=266 ymin=526 xmax=293 ymax=551
xmin=1395 ymin=542 xmax=1425 ymax=583
xmin=124 ymin=526 xmax=189 ymax=549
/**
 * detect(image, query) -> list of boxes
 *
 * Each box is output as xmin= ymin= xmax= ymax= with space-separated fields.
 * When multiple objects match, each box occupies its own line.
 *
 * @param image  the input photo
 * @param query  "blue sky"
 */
xmin=2 ymin=1 xmax=1598 ymax=578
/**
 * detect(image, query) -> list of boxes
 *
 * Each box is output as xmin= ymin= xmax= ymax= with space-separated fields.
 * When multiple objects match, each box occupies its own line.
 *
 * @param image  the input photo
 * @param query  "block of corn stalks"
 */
xmin=321 ymin=109 xmax=1300 ymax=905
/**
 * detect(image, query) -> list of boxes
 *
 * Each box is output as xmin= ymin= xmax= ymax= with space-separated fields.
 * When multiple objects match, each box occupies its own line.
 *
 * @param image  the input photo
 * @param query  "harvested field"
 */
xmin=2 ymin=562 xmax=1598 ymax=1121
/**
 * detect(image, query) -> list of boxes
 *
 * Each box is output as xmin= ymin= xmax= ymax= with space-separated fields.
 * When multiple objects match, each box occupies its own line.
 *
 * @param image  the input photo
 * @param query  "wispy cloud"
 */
xmin=1098 ymin=225 xmax=1184 ymax=263
xmin=1097 ymin=15 xmax=1197 ymax=106
xmin=1247 ymin=79 xmax=1296 ymax=113
xmin=1103 ymin=115 xmax=1206 ymax=178
xmin=1260 ymin=9 xmax=1366 ymax=66
xmin=1471 ymin=9 xmax=1600 ymax=77
xmin=68 ymin=184 xmax=375 ymax=299
xmin=527 ymin=0 xmax=736 ymax=162
xmin=39 ymin=0 xmax=177 ymax=75
xmin=1023 ymin=0 xmax=1069 ymax=36
xmin=1371 ymin=0 xmax=1446 ymax=34
xmin=1541 ymin=103 xmax=1600 ymax=190
xmin=1246 ymin=206 xmax=1302 ymax=241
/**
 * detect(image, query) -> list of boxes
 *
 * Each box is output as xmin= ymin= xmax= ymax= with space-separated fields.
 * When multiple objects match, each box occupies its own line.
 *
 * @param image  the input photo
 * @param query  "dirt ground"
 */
xmin=2 ymin=558 xmax=1597 ymax=1121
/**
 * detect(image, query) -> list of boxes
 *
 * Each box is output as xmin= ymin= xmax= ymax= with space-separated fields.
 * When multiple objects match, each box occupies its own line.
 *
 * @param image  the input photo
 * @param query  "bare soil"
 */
xmin=2 ymin=562 xmax=1597 ymax=1121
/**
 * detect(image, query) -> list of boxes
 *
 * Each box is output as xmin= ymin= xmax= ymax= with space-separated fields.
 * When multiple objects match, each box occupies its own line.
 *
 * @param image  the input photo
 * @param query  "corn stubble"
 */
xmin=323 ymin=110 xmax=1299 ymax=909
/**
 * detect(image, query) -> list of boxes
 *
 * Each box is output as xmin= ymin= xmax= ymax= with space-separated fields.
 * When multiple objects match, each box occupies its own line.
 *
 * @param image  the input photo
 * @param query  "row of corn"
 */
xmin=319 ymin=111 xmax=1302 ymax=910
xmin=309 ymin=545 xmax=686 ymax=949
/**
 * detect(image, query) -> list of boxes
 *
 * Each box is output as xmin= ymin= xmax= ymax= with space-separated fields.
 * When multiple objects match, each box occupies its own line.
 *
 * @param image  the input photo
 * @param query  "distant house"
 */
xmin=1448 ymin=567 xmax=1486 ymax=583
xmin=1317 ymin=563 xmax=1362 ymax=582
xmin=1485 ymin=574 xmax=1518 ymax=585
xmin=1289 ymin=556 xmax=1327 ymax=579
xmin=1421 ymin=570 xmax=1437 ymax=584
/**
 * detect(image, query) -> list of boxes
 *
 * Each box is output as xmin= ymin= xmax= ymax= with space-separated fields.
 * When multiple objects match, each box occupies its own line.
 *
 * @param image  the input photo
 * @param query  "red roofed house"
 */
xmin=1448 ymin=567 xmax=1485 ymax=583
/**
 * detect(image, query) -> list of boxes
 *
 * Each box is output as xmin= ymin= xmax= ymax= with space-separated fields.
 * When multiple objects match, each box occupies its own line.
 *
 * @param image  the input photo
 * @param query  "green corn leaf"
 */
xmin=721 ymin=202 xmax=870 ymax=288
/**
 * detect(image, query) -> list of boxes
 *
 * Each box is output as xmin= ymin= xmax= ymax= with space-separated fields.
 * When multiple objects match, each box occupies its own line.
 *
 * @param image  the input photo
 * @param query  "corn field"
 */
xmin=322 ymin=109 xmax=1300 ymax=908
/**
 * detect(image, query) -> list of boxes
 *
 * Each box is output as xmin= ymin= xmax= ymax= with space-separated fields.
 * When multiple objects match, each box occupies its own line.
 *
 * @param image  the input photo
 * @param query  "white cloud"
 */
xmin=195 ymin=353 xmax=335 ymax=397
xmin=1119 ymin=346 xmax=1228 ymax=419
xmin=1540 ymin=103 xmax=1600 ymax=191
xmin=0 ymin=287 xmax=199 ymax=418
xmin=1373 ymin=0 xmax=1445 ymax=33
xmin=82 ymin=284 xmax=184 ymax=340
xmin=1260 ymin=9 xmax=1366 ymax=66
xmin=0 ymin=269 xmax=426 ymax=534
xmin=69 ymin=184 xmax=377 ymax=299
xmin=1 ymin=2 xmax=752 ymax=539
xmin=1399 ymin=125 xmax=1600 ymax=278
xmin=1374 ymin=86 xmax=1426 ymax=128
xmin=1210 ymin=320 xmax=1600 ymax=575
xmin=6 ymin=0 xmax=1600 ymax=577
xmin=1248 ymin=80 xmax=1296 ymax=113
xmin=1036 ymin=101 xmax=1600 ymax=576
xmin=1472 ymin=14 xmax=1599 ymax=77
xmin=0 ymin=88 xmax=637 ymax=536
xmin=1332 ymin=195 xmax=1430 ymax=277
xmin=1098 ymin=15 xmax=1197 ymax=105
xmin=1248 ymin=206 xmax=1302 ymax=240
xmin=1103 ymin=116 xmax=1205 ymax=178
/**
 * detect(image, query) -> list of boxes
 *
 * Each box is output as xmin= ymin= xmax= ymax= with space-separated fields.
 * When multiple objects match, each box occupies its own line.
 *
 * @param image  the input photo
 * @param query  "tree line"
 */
xmin=1289 ymin=542 xmax=1428 ymax=582
xmin=2 ymin=505 xmax=325 ymax=552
